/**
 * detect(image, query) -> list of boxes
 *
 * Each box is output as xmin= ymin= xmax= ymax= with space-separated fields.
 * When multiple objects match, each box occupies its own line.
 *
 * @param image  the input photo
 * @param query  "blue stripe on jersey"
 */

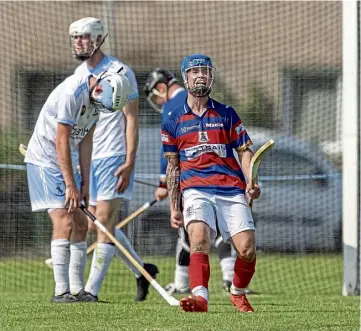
xmin=89 ymin=55 xmax=111 ymax=73
xmin=73 ymin=82 xmax=88 ymax=98
xmin=128 ymin=92 xmax=139 ymax=100
xmin=57 ymin=118 xmax=74 ymax=126
xmin=181 ymin=165 xmax=243 ymax=181
xmin=160 ymin=144 xmax=167 ymax=176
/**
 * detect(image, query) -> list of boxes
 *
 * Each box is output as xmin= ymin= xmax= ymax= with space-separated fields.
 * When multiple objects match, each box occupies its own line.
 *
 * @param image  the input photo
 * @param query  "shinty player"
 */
xmin=69 ymin=17 xmax=158 ymax=302
xmin=144 ymin=68 xmax=237 ymax=295
xmin=25 ymin=71 xmax=130 ymax=303
xmin=162 ymin=54 xmax=260 ymax=312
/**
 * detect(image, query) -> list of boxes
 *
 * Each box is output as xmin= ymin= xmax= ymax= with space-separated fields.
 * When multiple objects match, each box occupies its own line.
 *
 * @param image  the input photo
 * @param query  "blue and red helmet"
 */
xmin=181 ymin=54 xmax=215 ymax=97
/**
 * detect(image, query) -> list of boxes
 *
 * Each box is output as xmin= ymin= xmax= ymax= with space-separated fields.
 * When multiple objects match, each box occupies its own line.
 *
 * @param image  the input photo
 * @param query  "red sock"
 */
xmin=189 ymin=253 xmax=210 ymax=290
xmin=233 ymin=256 xmax=256 ymax=289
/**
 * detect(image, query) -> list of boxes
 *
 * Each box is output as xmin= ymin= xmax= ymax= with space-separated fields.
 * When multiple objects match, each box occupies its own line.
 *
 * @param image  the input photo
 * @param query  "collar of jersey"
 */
xmin=87 ymin=54 xmax=109 ymax=73
xmin=183 ymin=97 xmax=215 ymax=115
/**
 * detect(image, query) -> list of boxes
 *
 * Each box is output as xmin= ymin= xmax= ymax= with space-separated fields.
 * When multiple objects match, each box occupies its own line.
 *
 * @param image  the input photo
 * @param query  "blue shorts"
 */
xmin=89 ymin=155 xmax=134 ymax=206
xmin=26 ymin=163 xmax=82 ymax=212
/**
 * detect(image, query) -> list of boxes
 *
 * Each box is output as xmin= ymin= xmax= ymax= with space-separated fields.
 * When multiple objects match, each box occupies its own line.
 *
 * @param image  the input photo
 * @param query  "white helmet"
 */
xmin=69 ymin=17 xmax=107 ymax=61
xmin=91 ymin=71 xmax=132 ymax=112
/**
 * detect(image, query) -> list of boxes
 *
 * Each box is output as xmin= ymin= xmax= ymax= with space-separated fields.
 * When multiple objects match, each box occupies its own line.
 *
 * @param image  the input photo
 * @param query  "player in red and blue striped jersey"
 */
xmin=162 ymin=54 xmax=260 ymax=313
xmin=144 ymin=68 xmax=238 ymax=296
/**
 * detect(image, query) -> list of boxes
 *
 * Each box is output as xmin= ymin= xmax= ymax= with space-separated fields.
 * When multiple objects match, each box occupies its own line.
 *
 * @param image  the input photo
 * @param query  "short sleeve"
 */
xmin=161 ymin=116 xmax=178 ymax=158
xmin=124 ymin=68 xmax=139 ymax=100
xmin=56 ymin=92 xmax=79 ymax=126
xmin=228 ymin=107 xmax=253 ymax=151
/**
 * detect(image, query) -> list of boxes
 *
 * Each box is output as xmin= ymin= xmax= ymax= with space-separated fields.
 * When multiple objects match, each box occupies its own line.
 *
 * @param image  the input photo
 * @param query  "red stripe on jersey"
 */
xmin=181 ymin=154 xmax=241 ymax=172
xmin=178 ymin=131 xmax=200 ymax=149
xmin=178 ymin=113 xmax=196 ymax=123
xmin=204 ymin=109 xmax=220 ymax=118
xmin=181 ymin=174 xmax=246 ymax=191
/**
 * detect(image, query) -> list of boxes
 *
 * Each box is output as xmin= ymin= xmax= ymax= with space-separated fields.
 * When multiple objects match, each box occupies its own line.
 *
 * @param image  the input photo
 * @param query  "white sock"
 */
xmin=114 ymin=228 xmax=143 ymax=278
xmin=69 ymin=241 xmax=87 ymax=295
xmin=220 ymin=256 xmax=236 ymax=282
xmin=174 ymin=265 xmax=189 ymax=290
xmin=85 ymin=243 xmax=115 ymax=296
xmin=192 ymin=286 xmax=209 ymax=302
xmin=51 ymin=239 xmax=70 ymax=296
xmin=230 ymin=284 xmax=247 ymax=296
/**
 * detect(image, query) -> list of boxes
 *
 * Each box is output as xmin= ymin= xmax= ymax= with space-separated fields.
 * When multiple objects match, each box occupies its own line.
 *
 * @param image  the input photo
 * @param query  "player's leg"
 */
xmin=85 ymin=156 xmax=158 ymax=301
xmin=216 ymin=194 xmax=256 ymax=312
xmin=165 ymin=227 xmax=190 ymax=295
xmin=180 ymin=189 xmax=217 ymax=312
xmin=230 ymin=231 xmax=256 ymax=312
xmin=48 ymin=208 xmax=76 ymax=302
xmin=214 ymin=235 xmax=236 ymax=292
xmin=84 ymin=199 xmax=119 ymax=300
xmin=26 ymin=163 xmax=78 ymax=303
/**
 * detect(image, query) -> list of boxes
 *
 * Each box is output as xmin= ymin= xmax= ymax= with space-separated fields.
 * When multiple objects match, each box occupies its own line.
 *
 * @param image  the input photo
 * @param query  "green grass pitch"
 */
xmin=0 ymin=253 xmax=358 ymax=331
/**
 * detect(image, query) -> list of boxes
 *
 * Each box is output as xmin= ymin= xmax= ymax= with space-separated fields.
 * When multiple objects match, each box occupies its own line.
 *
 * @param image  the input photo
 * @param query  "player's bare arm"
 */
xmin=237 ymin=148 xmax=261 ymax=201
xmin=56 ymin=122 xmax=80 ymax=213
xmin=115 ymin=98 xmax=139 ymax=192
xmin=166 ymin=155 xmax=183 ymax=228
xmin=78 ymin=124 xmax=95 ymax=207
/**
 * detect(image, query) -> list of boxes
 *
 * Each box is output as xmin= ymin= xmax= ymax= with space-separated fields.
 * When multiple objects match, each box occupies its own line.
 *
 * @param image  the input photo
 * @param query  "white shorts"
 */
xmin=182 ymin=189 xmax=255 ymax=243
xmin=89 ymin=155 xmax=134 ymax=206
xmin=26 ymin=163 xmax=82 ymax=212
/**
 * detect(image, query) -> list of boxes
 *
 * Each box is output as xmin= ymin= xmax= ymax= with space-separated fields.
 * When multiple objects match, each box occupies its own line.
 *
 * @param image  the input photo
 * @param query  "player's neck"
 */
xmin=86 ymin=50 xmax=105 ymax=70
xmin=187 ymin=94 xmax=209 ymax=116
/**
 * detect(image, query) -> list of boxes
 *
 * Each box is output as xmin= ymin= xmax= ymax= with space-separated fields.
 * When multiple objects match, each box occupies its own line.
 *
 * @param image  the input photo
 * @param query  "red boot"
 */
xmin=180 ymin=295 xmax=208 ymax=312
xmin=230 ymin=294 xmax=254 ymax=312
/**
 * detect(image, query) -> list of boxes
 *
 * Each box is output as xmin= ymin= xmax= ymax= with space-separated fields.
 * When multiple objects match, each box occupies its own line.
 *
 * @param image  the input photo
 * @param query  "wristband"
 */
xmin=159 ymin=181 xmax=167 ymax=189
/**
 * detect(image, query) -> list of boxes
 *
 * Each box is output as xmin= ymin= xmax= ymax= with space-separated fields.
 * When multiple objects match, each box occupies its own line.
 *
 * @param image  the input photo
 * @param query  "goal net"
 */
xmin=0 ymin=1 xmax=357 ymax=299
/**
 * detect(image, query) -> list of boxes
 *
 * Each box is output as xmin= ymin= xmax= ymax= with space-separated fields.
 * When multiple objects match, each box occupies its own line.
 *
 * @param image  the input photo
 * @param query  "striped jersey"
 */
xmin=161 ymin=97 xmax=252 ymax=196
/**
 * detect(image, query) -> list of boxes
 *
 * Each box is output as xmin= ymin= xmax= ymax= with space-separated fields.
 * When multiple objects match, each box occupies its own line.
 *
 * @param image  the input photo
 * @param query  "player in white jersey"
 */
xmin=25 ymin=71 xmax=131 ymax=303
xmin=69 ymin=17 xmax=158 ymax=302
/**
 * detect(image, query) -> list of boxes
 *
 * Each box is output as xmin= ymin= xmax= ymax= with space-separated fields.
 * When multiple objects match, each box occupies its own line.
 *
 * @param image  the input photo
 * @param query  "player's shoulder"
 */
xmin=210 ymin=98 xmax=236 ymax=116
xmin=165 ymin=101 xmax=186 ymax=124
xmin=105 ymin=56 xmax=135 ymax=76
xmin=74 ymin=61 xmax=88 ymax=75
xmin=61 ymin=74 xmax=89 ymax=97
xmin=162 ymin=89 xmax=187 ymax=116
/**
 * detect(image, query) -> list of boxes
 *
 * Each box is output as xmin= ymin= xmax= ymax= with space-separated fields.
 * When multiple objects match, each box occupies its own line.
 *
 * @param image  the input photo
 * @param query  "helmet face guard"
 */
xmin=181 ymin=54 xmax=215 ymax=97
xmin=145 ymin=90 xmax=165 ymax=113
xmin=144 ymin=68 xmax=178 ymax=113
xmin=90 ymin=70 xmax=131 ymax=113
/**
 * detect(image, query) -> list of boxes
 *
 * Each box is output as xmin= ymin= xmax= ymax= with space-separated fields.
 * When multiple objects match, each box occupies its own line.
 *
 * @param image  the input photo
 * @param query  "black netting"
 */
xmin=0 ymin=1 xmax=348 ymax=301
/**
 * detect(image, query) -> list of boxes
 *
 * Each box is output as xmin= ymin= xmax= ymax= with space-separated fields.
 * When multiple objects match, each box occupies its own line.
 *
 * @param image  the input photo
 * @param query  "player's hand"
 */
xmin=246 ymin=183 xmax=261 ymax=202
xmin=115 ymin=163 xmax=133 ymax=193
xmin=170 ymin=209 xmax=183 ymax=229
xmin=65 ymin=184 xmax=81 ymax=213
xmin=155 ymin=187 xmax=168 ymax=201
